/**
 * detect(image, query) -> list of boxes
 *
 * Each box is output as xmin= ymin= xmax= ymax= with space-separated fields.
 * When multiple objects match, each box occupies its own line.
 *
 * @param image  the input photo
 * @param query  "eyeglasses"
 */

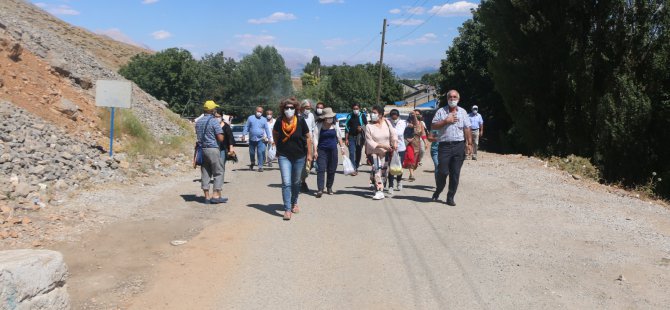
xmin=285 ymin=107 xmax=295 ymax=110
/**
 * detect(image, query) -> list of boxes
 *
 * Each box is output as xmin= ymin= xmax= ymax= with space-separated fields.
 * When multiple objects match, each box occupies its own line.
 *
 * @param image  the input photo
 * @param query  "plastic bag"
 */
xmin=389 ymin=150 xmax=403 ymax=176
xmin=267 ymin=145 xmax=277 ymax=161
xmin=343 ymin=156 xmax=356 ymax=176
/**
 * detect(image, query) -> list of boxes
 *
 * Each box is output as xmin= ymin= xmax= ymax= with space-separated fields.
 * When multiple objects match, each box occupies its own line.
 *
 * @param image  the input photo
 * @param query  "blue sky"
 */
xmin=32 ymin=0 xmax=480 ymax=75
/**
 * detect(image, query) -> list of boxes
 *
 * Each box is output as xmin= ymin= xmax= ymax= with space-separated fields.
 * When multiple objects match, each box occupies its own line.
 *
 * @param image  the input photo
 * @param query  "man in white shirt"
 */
xmin=430 ymin=90 xmax=473 ymax=206
xmin=265 ymin=109 xmax=276 ymax=167
xmin=467 ymin=105 xmax=484 ymax=160
xmin=387 ymin=109 xmax=407 ymax=194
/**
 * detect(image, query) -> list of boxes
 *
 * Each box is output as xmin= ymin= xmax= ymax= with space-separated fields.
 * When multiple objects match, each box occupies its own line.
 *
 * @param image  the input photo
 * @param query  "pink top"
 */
xmin=364 ymin=120 xmax=398 ymax=156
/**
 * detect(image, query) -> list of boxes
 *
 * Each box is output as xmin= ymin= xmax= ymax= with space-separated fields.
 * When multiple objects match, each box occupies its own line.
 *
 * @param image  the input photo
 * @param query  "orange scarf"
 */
xmin=281 ymin=116 xmax=297 ymax=142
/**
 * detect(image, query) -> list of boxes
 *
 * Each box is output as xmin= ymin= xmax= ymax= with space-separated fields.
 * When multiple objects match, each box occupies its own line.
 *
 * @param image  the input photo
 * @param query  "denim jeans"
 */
xmin=431 ymin=144 xmax=439 ymax=179
xmin=249 ymin=140 xmax=266 ymax=167
xmin=317 ymin=147 xmax=338 ymax=191
xmin=347 ymin=135 xmax=364 ymax=171
xmin=387 ymin=151 xmax=405 ymax=188
xmin=278 ymin=155 xmax=306 ymax=211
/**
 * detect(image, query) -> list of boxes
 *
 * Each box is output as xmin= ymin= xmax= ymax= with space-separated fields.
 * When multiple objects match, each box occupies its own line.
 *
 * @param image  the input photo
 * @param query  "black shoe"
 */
xmin=315 ymin=191 xmax=323 ymax=198
xmin=327 ymin=188 xmax=334 ymax=195
xmin=249 ymin=164 xmax=254 ymax=171
xmin=301 ymin=182 xmax=309 ymax=193
xmin=446 ymin=199 xmax=456 ymax=206
xmin=258 ymin=168 xmax=263 ymax=172
xmin=431 ymin=193 xmax=440 ymax=202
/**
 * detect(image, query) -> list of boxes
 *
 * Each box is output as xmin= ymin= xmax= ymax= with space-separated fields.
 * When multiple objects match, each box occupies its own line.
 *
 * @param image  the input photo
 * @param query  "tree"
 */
xmin=439 ymin=10 xmax=514 ymax=152
xmin=119 ymin=48 xmax=203 ymax=116
xmin=364 ymin=63 xmax=403 ymax=105
xmin=199 ymin=52 xmax=237 ymax=107
xmin=303 ymin=56 xmax=322 ymax=79
xmin=227 ymin=46 xmax=292 ymax=115
xmin=420 ymin=72 xmax=442 ymax=88
xmin=324 ymin=64 xmax=376 ymax=111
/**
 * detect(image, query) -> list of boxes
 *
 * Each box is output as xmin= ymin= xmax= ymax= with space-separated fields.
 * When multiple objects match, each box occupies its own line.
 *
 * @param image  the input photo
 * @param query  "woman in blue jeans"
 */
xmin=272 ymin=97 xmax=313 ymax=221
xmin=312 ymin=107 xmax=346 ymax=198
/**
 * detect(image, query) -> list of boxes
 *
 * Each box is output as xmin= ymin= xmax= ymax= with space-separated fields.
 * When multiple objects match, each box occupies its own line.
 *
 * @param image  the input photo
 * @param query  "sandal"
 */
xmin=283 ymin=211 xmax=292 ymax=221
xmin=408 ymin=177 xmax=416 ymax=182
xmin=291 ymin=205 xmax=300 ymax=214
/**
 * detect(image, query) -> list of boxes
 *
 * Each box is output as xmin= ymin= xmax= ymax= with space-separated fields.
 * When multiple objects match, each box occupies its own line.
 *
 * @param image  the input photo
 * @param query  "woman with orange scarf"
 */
xmin=272 ymin=97 xmax=313 ymax=220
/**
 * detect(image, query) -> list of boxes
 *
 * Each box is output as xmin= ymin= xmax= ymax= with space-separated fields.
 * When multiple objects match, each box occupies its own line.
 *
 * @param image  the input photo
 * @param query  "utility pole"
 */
xmin=376 ymin=18 xmax=387 ymax=105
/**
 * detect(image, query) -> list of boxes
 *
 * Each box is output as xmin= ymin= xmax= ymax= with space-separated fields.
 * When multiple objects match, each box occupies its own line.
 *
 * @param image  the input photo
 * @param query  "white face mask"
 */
xmin=370 ymin=113 xmax=379 ymax=122
xmin=316 ymin=108 xmax=323 ymax=115
xmin=303 ymin=109 xmax=311 ymax=116
xmin=255 ymin=112 xmax=262 ymax=118
xmin=353 ymin=109 xmax=360 ymax=115
xmin=266 ymin=115 xmax=273 ymax=120
xmin=448 ymin=100 xmax=459 ymax=108
xmin=285 ymin=109 xmax=295 ymax=118
xmin=325 ymin=118 xmax=333 ymax=124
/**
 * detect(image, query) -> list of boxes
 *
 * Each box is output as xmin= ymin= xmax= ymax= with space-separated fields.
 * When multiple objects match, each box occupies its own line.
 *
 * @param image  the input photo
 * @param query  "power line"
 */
xmin=387 ymin=0 xmax=432 ymax=33
xmin=389 ymin=1 xmax=441 ymax=43
xmin=345 ymin=33 xmax=380 ymax=62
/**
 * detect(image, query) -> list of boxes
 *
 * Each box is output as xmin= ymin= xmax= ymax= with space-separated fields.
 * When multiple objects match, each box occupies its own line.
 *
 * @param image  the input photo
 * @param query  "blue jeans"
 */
xmin=249 ymin=140 xmax=266 ymax=167
xmin=317 ymin=147 xmax=338 ymax=191
xmin=347 ymin=135 xmax=364 ymax=171
xmin=431 ymin=144 xmax=439 ymax=179
xmin=278 ymin=155 xmax=306 ymax=211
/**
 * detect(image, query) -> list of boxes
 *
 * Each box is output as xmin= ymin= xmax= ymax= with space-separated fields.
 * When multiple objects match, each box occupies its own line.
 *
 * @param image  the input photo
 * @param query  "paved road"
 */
xmin=118 ymin=149 xmax=670 ymax=309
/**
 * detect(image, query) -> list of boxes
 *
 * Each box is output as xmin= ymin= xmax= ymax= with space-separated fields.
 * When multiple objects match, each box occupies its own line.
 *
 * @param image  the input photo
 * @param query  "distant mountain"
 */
xmin=395 ymin=68 xmax=439 ymax=80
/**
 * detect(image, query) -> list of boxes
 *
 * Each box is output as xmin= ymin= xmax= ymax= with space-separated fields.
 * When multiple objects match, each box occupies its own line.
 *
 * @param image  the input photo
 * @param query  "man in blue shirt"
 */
xmin=195 ymin=100 xmax=227 ymax=204
xmin=467 ymin=105 xmax=484 ymax=160
xmin=243 ymin=106 xmax=272 ymax=172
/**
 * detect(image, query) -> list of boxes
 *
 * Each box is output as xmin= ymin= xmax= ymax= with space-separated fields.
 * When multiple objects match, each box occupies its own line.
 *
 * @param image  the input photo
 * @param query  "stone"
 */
xmin=56 ymin=98 xmax=79 ymax=119
xmin=1 ymin=206 xmax=10 ymax=214
xmin=13 ymin=182 xmax=31 ymax=198
xmin=8 ymin=230 xmax=18 ymax=238
xmin=0 ymin=250 xmax=70 ymax=309
xmin=21 ymin=217 xmax=31 ymax=225
xmin=0 ymin=152 xmax=12 ymax=163
xmin=8 ymin=42 xmax=22 ymax=61
xmin=0 ymin=231 xmax=8 ymax=239
xmin=60 ymin=152 xmax=73 ymax=160
xmin=118 ymin=160 xmax=130 ymax=169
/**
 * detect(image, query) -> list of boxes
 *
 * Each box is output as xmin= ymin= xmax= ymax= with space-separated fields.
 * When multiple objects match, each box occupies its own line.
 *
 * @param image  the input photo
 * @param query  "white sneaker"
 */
xmin=396 ymin=184 xmax=402 ymax=191
xmin=372 ymin=191 xmax=385 ymax=200
xmin=387 ymin=188 xmax=394 ymax=196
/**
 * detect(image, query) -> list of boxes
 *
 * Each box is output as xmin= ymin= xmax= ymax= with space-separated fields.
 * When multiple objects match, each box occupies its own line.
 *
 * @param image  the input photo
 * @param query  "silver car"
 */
xmin=232 ymin=125 xmax=248 ymax=146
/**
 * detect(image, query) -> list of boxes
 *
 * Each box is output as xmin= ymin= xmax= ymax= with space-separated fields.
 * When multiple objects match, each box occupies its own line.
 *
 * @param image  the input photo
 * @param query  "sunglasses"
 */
xmin=284 ymin=107 xmax=295 ymax=110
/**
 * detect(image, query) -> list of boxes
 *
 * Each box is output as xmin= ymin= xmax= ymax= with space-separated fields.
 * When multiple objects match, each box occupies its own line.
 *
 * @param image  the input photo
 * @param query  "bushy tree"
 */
xmin=199 ymin=52 xmax=237 ymax=108
xmin=119 ymin=48 xmax=202 ymax=116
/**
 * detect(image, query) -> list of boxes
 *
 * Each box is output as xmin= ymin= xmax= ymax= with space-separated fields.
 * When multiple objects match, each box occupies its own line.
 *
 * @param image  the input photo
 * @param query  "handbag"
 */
xmin=193 ymin=142 xmax=203 ymax=168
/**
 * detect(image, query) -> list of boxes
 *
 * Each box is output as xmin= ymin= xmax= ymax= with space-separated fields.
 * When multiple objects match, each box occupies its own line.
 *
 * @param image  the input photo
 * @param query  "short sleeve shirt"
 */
xmin=273 ymin=117 xmax=310 ymax=160
xmin=195 ymin=115 xmax=223 ymax=148
xmin=432 ymin=106 xmax=471 ymax=142
xmin=468 ymin=113 xmax=484 ymax=129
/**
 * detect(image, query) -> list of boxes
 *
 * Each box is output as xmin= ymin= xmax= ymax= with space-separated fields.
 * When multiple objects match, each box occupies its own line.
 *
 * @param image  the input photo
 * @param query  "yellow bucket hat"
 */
xmin=203 ymin=100 xmax=219 ymax=110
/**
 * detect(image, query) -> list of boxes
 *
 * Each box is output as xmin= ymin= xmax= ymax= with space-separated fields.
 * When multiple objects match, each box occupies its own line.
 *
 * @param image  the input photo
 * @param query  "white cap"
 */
xmin=472 ymin=105 xmax=479 ymax=110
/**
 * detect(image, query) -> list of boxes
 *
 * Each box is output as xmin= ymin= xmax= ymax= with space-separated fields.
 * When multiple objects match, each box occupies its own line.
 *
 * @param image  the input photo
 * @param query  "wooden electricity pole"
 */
xmin=376 ymin=18 xmax=387 ymax=105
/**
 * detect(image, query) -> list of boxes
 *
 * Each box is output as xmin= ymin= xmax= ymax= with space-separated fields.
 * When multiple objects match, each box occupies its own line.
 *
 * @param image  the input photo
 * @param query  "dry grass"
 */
xmin=547 ymin=154 xmax=600 ymax=181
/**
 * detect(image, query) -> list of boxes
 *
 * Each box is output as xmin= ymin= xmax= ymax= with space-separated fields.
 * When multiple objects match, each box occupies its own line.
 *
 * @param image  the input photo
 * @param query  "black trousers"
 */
xmin=317 ymin=147 xmax=338 ymax=191
xmin=434 ymin=141 xmax=465 ymax=201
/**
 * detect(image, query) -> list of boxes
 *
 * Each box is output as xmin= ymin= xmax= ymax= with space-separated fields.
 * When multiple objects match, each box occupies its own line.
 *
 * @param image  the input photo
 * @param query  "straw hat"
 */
xmin=319 ymin=107 xmax=336 ymax=119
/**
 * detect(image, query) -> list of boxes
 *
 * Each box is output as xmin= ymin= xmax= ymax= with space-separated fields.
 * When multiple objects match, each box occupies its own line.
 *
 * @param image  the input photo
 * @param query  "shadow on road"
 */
xmin=266 ymin=183 xmax=282 ymax=188
xmin=391 ymin=195 xmax=434 ymax=203
xmin=336 ymin=186 xmax=372 ymax=198
xmin=180 ymin=194 xmax=205 ymax=203
xmin=402 ymin=184 xmax=435 ymax=192
xmin=247 ymin=204 xmax=284 ymax=217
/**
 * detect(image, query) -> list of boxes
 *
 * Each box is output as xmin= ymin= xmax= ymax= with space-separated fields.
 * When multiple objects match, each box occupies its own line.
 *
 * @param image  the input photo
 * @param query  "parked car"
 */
xmin=231 ymin=124 xmax=248 ymax=146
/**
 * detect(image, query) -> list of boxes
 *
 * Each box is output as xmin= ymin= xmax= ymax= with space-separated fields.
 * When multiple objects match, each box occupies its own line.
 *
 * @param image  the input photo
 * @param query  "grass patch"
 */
xmin=547 ymin=154 xmax=600 ymax=181
xmin=97 ymin=108 xmax=193 ymax=158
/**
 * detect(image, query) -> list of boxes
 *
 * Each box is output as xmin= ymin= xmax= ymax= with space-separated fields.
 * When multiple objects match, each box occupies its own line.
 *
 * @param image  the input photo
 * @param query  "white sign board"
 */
xmin=95 ymin=80 xmax=132 ymax=108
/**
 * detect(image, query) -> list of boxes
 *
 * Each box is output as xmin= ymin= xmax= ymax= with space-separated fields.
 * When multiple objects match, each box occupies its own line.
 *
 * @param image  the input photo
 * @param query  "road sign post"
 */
xmin=95 ymin=80 xmax=132 ymax=158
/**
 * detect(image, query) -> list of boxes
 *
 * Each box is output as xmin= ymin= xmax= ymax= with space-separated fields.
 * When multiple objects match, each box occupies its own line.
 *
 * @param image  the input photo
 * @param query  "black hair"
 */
xmin=371 ymin=105 xmax=383 ymax=114
xmin=390 ymin=109 xmax=400 ymax=116
xmin=351 ymin=103 xmax=360 ymax=109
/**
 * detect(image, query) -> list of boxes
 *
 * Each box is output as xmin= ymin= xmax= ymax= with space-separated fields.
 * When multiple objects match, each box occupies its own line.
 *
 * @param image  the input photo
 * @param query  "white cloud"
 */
xmin=248 ymin=12 xmax=296 ymax=24
xmin=37 ymin=3 xmax=80 ymax=16
xmin=396 ymin=33 xmax=438 ymax=46
xmin=142 ymin=0 xmax=159 ymax=4
xmin=96 ymin=28 xmax=150 ymax=49
xmin=428 ymin=1 xmax=478 ymax=17
xmin=407 ymin=7 xmax=426 ymax=15
xmin=321 ymin=38 xmax=350 ymax=50
xmin=319 ymin=0 xmax=344 ymax=4
xmin=235 ymin=34 xmax=276 ymax=47
xmin=151 ymin=30 xmax=172 ymax=40
xmin=389 ymin=8 xmax=401 ymax=14
xmin=389 ymin=18 xmax=424 ymax=26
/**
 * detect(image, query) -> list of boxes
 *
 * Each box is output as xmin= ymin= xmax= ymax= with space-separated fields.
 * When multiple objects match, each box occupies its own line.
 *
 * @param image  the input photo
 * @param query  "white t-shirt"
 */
xmin=389 ymin=118 xmax=407 ymax=152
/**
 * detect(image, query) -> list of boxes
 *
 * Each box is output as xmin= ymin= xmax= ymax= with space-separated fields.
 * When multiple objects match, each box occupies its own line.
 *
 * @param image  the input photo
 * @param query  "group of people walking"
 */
xmin=194 ymin=89 xmax=482 ymax=220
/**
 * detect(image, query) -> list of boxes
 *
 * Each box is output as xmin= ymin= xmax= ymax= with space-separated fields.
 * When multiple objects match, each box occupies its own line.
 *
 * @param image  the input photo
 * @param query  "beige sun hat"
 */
xmin=319 ymin=107 xmax=337 ymax=119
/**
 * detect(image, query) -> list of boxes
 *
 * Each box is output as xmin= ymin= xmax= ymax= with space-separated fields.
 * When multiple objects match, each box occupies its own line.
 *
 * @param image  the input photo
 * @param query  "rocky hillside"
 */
xmin=0 ymin=0 xmax=193 ymax=232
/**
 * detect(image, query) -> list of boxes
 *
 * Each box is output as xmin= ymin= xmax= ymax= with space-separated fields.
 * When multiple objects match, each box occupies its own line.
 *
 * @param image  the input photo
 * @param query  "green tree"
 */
xmin=325 ymin=64 xmax=376 ymax=111
xmin=439 ymin=10 xmax=514 ymax=153
xmin=119 ymin=48 xmax=203 ymax=116
xmin=420 ymin=72 xmax=442 ymax=88
xmin=227 ymin=46 xmax=292 ymax=115
xmin=364 ymin=63 xmax=403 ymax=105
xmin=199 ymin=52 xmax=237 ymax=107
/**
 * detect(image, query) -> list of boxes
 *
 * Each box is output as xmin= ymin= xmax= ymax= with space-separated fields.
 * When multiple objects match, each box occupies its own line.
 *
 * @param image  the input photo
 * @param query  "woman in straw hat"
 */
xmin=312 ymin=107 xmax=346 ymax=197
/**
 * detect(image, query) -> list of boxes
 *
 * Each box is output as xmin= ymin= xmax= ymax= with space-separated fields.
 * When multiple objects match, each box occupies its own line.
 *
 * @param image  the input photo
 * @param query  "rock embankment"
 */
xmin=0 ymin=249 xmax=70 ymax=309
xmin=0 ymin=101 xmax=123 ymax=204
xmin=0 ymin=0 xmax=185 ymax=140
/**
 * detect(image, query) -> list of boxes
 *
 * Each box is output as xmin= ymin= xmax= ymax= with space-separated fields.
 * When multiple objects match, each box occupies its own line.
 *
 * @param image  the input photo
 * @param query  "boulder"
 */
xmin=55 ymin=98 xmax=79 ymax=119
xmin=0 ymin=250 xmax=70 ymax=310
xmin=13 ymin=182 xmax=31 ymax=198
